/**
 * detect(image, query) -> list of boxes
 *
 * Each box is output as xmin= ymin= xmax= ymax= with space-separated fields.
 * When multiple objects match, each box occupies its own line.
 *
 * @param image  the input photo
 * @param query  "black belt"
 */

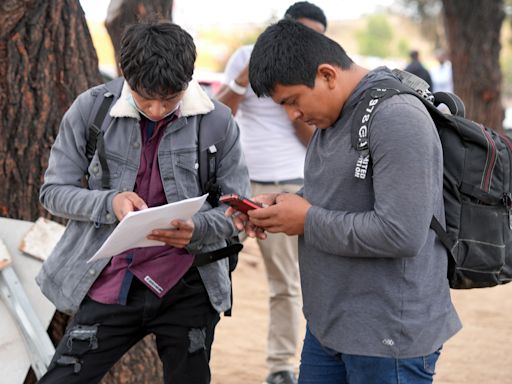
xmin=251 ymin=178 xmax=304 ymax=186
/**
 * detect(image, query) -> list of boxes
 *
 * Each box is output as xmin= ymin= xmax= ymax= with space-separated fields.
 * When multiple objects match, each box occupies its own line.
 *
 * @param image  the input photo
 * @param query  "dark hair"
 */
xmin=284 ymin=1 xmax=327 ymax=29
xmin=410 ymin=50 xmax=419 ymax=60
xmin=249 ymin=20 xmax=353 ymax=97
xmin=119 ymin=20 xmax=196 ymax=98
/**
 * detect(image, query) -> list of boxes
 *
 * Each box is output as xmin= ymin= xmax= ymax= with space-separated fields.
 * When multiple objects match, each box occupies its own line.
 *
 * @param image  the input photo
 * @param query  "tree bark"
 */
xmin=105 ymin=0 xmax=174 ymax=74
xmin=441 ymin=0 xmax=505 ymax=131
xmin=0 ymin=0 xmax=102 ymax=220
xmin=0 ymin=1 xmax=100 ymax=383
xmin=1 ymin=1 xmax=162 ymax=382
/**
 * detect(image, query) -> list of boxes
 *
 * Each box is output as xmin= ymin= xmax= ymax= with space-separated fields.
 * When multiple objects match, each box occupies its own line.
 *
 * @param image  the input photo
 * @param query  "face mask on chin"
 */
xmin=126 ymin=92 xmax=180 ymax=122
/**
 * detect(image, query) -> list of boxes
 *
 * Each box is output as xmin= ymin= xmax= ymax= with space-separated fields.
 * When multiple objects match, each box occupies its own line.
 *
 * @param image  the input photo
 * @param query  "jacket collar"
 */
xmin=109 ymin=78 xmax=214 ymax=120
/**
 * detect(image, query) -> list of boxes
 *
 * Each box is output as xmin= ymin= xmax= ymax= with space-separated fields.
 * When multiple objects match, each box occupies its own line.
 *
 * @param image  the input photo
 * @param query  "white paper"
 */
xmin=87 ymin=194 xmax=208 ymax=263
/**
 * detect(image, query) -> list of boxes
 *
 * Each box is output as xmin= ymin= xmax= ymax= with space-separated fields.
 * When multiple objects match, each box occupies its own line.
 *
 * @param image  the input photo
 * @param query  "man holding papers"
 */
xmin=36 ymin=19 xmax=249 ymax=384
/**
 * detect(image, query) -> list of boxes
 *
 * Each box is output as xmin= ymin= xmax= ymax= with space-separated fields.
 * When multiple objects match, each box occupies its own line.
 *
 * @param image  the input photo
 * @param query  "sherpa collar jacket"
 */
xmin=37 ymin=78 xmax=250 ymax=315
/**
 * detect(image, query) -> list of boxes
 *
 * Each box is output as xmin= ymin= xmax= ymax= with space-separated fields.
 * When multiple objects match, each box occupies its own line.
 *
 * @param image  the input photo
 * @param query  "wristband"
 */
xmin=229 ymin=79 xmax=248 ymax=95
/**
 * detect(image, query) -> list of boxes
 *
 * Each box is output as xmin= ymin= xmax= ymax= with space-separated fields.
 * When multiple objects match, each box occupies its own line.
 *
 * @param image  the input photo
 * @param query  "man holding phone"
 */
xmin=217 ymin=3 xmax=327 ymax=384
xmin=229 ymin=20 xmax=461 ymax=384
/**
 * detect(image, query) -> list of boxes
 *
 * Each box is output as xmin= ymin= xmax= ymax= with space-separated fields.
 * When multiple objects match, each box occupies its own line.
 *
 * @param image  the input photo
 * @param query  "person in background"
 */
xmin=404 ymin=50 xmax=432 ymax=89
xmin=234 ymin=19 xmax=461 ymax=384
xmin=430 ymin=48 xmax=454 ymax=93
xmin=216 ymin=2 xmax=327 ymax=384
xmin=36 ymin=19 xmax=249 ymax=384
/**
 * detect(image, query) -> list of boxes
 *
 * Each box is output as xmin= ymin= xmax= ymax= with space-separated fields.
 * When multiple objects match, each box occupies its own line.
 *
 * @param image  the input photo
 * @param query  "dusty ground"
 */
xmin=210 ymin=238 xmax=512 ymax=384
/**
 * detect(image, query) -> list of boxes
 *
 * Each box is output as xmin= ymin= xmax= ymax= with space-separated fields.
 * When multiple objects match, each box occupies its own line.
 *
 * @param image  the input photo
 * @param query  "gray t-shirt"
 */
xmin=300 ymin=67 xmax=461 ymax=358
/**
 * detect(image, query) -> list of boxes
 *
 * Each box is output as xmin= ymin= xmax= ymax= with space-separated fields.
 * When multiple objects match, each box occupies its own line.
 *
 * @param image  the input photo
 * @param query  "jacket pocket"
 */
xmin=87 ymin=153 xmax=124 ymax=190
xmin=173 ymin=148 xmax=201 ymax=198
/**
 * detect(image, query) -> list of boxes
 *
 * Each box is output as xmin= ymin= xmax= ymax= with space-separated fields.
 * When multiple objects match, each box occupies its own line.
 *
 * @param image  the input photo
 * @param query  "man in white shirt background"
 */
xmin=216 ymin=2 xmax=327 ymax=384
xmin=430 ymin=48 xmax=454 ymax=93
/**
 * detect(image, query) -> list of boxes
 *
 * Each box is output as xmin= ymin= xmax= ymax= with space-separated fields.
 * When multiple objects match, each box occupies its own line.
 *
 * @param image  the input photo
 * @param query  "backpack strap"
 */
xmin=192 ymin=242 xmax=243 ymax=267
xmin=351 ymin=79 xmax=403 ymax=180
xmin=350 ymin=72 xmax=472 ymax=261
xmin=351 ymin=73 xmax=449 ymax=180
xmin=197 ymin=114 xmax=223 ymax=207
xmin=86 ymin=95 xmax=114 ymax=189
xmin=429 ymin=216 xmax=457 ymax=282
xmin=429 ymin=216 xmax=455 ymax=252
xmin=193 ymin=106 xmax=243 ymax=315
xmin=85 ymin=77 xmax=124 ymax=189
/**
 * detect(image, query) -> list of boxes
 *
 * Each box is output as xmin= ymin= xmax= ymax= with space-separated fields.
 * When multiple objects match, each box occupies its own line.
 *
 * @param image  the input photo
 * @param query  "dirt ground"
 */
xmin=210 ymin=238 xmax=512 ymax=384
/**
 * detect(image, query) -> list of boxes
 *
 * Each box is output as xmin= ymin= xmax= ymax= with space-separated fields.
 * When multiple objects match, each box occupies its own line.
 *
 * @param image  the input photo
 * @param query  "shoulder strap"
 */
xmin=197 ymin=105 xmax=231 ymax=207
xmin=197 ymin=114 xmax=222 ymax=207
xmin=430 ymin=216 xmax=454 ymax=251
xmin=86 ymin=95 xmax=114 ymax=189
xmin=194 ymin=107 xmax=242 ymax=315
xmin=351 ymin=79 xmax=403 ymax=180
xmin=350 ymin=74 xmax=456 ymax=180
xmin=85 ymin=78 xmax=124 ymax=189
xmin=350 ymin=72 xmax=467 ymax=259
xmin=192 ymin=242 xmax=243 ymax=267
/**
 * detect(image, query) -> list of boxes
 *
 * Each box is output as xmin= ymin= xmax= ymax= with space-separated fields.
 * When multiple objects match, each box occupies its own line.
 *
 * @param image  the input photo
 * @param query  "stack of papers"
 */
xmin=87 ymin=194 xmax=207 ymax=263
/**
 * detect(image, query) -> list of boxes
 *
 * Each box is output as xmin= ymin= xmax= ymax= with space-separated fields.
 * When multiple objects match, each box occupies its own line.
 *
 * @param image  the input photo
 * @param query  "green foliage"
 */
xmin=397 ymin=38 xmax=411 ymax=58
xmin=357 ymin=14 xmax=394 ymax=57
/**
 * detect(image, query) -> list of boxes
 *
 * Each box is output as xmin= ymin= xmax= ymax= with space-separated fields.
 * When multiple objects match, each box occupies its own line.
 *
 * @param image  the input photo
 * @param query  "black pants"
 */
xmin=39 ymin=268 xmax=220 ymax=384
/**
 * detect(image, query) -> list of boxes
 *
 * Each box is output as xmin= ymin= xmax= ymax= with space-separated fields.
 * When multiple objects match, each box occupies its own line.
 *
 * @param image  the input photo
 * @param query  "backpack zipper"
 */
xmin=479 ymin=124 xmax=497 ymax=192
xmin=499 ymin=133 xmax=512 ymax=230
xmin=503 ymin=192 xmax=512 ymax=230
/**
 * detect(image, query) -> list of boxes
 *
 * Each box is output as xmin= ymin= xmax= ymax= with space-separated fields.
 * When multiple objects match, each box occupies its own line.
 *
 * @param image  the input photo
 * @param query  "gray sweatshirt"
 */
xmin=300 ymin=67 xmax=461 ymax=358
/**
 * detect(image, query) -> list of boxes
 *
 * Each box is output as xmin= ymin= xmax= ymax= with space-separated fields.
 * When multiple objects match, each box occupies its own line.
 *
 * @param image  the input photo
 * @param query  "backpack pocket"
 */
xmin=451 ymin=201 xmax=506 ymax=288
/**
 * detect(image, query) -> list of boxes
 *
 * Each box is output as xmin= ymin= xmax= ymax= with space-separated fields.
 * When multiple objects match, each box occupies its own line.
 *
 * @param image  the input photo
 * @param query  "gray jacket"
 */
xmin=37 ymin=79 xmax=250 ymax=315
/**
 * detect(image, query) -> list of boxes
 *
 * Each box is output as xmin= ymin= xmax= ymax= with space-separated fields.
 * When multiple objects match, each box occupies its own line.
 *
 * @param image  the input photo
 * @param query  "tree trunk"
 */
xmin=0 ymin=1 xmax=100 ymax=383
xmin=105 ymin=0 xmax=174 ymax=74
xmin=0 ymin=0 xmax=102 ymax=220
xmin=441 ymin=0 xmax=505 ymax=131
xmin=0 ymin=1 xmax=162 ymax=382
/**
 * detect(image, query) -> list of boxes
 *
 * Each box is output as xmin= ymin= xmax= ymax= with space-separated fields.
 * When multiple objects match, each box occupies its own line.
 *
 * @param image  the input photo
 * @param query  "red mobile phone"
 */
xmin=219 ymin=194 xmax=263 ymax=214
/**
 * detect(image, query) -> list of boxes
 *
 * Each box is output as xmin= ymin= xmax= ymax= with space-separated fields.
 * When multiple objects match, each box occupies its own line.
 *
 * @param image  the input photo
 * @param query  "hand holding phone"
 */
xmin=219 ymin=194 xmax=264 ymax=214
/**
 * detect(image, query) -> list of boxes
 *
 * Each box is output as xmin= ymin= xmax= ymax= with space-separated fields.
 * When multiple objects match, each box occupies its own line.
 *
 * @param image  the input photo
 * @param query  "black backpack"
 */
xmin=85 ymin=78 xmax=242 ymax=311
xmin=351 ymin=69 xmax=512 ymax=289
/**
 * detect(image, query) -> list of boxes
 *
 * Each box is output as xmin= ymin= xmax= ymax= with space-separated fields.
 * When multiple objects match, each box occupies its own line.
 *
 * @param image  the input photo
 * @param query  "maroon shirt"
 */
xmin=88 ymin=111 xmax=195 ymax=305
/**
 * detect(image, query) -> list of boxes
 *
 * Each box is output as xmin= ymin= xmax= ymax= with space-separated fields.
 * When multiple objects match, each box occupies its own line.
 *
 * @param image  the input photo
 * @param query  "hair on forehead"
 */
xmin=249 ymin=20 xmax=352 ymax=97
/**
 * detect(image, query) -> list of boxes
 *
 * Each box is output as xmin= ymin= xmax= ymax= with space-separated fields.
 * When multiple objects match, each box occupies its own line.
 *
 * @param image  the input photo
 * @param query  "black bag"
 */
xmin=351 ymin=69 xmax=512 ymax=289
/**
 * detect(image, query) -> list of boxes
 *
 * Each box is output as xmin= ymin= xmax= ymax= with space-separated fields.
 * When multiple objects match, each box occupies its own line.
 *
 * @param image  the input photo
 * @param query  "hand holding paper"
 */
xmin=87 ymin=194 xmax=208 ymax=263
xmin=112 ymin=191 xmax=149 ymax=221
xmin=147 ymin=218 xmax=194 ymax=248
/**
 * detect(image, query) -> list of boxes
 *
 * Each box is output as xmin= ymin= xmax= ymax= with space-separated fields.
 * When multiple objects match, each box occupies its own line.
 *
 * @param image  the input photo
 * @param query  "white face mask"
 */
xmin=126 ymin=93 xmax=180 ymax=122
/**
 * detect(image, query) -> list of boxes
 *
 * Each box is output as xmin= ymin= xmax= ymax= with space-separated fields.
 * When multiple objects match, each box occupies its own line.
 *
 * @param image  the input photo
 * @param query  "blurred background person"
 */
xmin=430 ymin=48 xmax=453 ymax=93
xmin=404 ymin=49 xmax=432 ymax=89
xmin=216 ymin=2 xmax=327 ymax=384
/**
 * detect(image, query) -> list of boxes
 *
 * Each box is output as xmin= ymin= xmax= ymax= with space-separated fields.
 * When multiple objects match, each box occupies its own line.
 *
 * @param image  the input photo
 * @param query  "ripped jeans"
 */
xmin=39 ymin=267 xmax=220 ymax=384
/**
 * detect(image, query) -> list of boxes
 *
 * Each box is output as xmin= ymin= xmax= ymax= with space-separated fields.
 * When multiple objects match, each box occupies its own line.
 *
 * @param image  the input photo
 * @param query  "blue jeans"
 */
xmin=298 ymin=326 xmax=441 ymax=384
